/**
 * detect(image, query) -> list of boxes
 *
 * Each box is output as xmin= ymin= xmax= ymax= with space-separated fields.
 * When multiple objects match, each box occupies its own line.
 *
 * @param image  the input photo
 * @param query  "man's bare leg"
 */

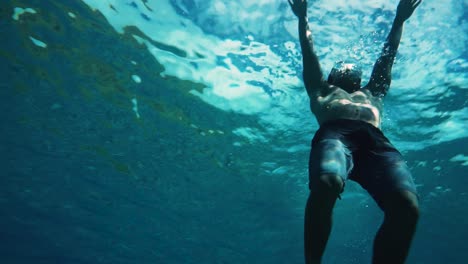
xmin=372 ymin=190 xmax=419 ymax=264
xmin=305 ymin=174 xmax=344 ymax=264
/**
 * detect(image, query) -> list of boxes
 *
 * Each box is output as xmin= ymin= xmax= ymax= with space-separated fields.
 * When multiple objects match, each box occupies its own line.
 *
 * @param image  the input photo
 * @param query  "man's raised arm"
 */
xmin=365 ymin=0 xmax=421 ymax=97
xmin=289 ymin=0 xmax=326 ymax=97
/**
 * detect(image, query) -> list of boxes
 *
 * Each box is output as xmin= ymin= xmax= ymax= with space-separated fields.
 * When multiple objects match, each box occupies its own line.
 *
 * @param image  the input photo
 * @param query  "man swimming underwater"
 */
xmin=288 ymin=0 xmax=421 ymax=263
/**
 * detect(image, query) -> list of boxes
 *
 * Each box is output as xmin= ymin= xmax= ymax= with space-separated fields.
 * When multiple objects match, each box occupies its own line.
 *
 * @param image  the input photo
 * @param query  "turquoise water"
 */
xmin=1 ymin=0 xmax=467 ymax=263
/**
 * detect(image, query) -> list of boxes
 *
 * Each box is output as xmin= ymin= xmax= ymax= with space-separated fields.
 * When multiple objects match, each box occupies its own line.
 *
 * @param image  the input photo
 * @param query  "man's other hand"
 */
xmin=396 ymin=0 xmax=422 ymax=23
xmin=288 ymin=0 xmax=308 ymax=18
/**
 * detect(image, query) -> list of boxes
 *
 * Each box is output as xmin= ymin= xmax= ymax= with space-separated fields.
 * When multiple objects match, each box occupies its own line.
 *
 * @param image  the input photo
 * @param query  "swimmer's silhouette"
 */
xmin=288 ymin=0 xmax=422 ymax=263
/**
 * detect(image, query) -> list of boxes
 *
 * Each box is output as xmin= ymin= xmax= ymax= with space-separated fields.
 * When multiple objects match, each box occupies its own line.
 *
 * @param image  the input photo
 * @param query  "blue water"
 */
xmin=1 ymin=0 xmax=467 ymax=263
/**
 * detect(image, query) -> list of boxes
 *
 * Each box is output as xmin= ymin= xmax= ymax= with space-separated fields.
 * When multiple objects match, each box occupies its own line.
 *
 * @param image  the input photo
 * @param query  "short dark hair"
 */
xmin=327 ymin=61 xmax=362 ymax=93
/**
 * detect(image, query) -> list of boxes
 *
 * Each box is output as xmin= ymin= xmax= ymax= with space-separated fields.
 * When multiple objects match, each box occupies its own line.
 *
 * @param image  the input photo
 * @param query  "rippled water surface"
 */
xmin=1 ymin=0 xmax=467 ymax=263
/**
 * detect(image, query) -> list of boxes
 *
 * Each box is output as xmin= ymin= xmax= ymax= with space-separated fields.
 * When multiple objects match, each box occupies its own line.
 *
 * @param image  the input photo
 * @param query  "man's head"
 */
xmin=327 ymin=61 xmax=363 ymax=93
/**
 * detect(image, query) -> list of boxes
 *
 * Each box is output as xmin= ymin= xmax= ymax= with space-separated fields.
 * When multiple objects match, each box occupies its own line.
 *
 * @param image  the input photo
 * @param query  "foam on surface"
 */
xmin=12 ymin=7 xmax=36 ymax=21
xmin=29 ymin=36 xmax=47 ymax=48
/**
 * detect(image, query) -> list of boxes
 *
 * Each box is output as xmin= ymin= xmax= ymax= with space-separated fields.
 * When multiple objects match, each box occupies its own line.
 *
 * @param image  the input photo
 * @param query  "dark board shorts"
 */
xmin=309 ymin=119 xmax=418 ymax=206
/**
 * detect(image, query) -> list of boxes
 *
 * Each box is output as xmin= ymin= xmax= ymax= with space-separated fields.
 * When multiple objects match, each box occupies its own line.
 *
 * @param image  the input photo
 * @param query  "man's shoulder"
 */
xmin=361 ymin=88 xmax=384 ymax=101
xmin=309 ymin=83 xmax=337 ymax=97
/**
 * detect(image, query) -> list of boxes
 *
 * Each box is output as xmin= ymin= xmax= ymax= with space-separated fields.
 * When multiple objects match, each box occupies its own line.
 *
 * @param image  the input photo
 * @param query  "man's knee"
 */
xmin=311 ymin=174 xmax=344 ymax=196
xmin=383 ymin=190 xmax=419 ymax=223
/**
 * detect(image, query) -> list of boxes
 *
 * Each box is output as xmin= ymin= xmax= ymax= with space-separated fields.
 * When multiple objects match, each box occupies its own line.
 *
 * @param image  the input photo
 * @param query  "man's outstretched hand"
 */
xmin=396 ymin=0 xmax=422 ymax=23
xmin=288 ymin=0 xmax=308 ymax=18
